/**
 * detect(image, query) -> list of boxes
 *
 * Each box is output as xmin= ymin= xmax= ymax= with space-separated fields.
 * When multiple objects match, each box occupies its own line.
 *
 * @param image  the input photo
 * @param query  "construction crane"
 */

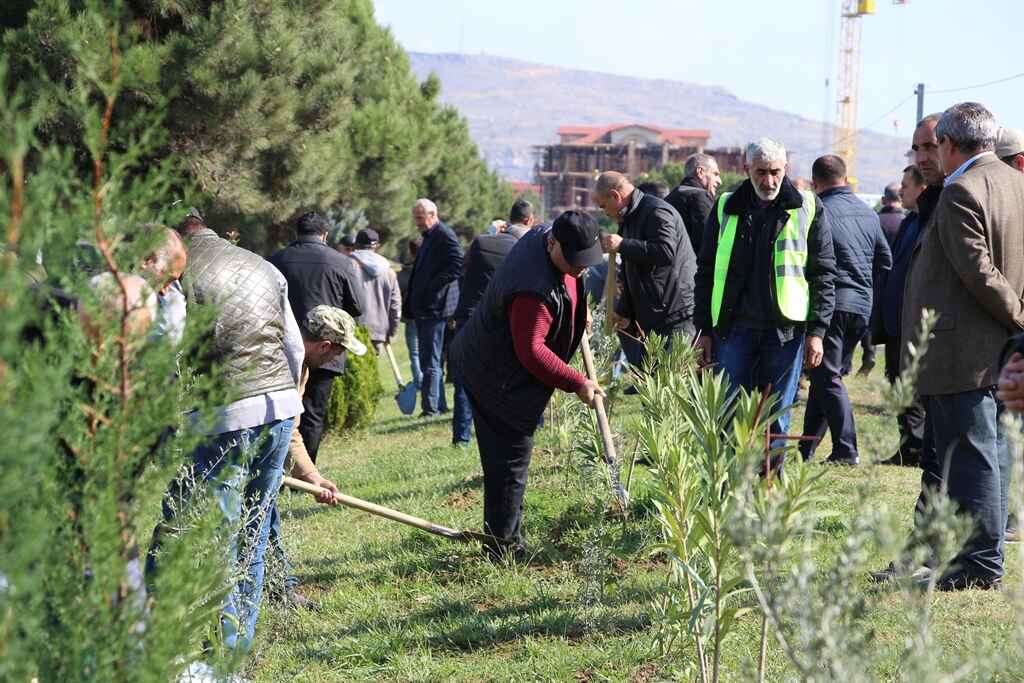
xmin=833 ymin=0 xmax=875 ymax=188
xmin=833 ymin=0 xmax=909 ymax=188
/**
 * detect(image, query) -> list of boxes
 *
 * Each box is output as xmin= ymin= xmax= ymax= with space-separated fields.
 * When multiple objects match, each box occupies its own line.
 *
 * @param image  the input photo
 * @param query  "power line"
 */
xmin=827 ymin=71 xmax=1024 ymax=153
xmin=930 ymin=71 xmax=1024 ymax=95
xmin=823 ymin=92 xmax=916 ymax=154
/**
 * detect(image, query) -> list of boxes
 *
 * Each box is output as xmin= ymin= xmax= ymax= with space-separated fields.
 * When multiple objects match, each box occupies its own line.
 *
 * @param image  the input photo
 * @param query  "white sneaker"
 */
xmin=177 ymin=661 xmax=252 ymax=683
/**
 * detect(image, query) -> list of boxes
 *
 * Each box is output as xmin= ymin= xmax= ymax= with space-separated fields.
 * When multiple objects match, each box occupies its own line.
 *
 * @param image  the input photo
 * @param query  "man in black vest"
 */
xmin=450 ymin=212 xmax=604 ymax=562
xmin=450 ymin=199 xmax=536 ymax=446
xmin=595 ymin=171 xmax=697 ymax=372
xmin=665 ymin=152 xmax=721 ymax=255
xmin=269 ymin=211 xmax=364 ymax=463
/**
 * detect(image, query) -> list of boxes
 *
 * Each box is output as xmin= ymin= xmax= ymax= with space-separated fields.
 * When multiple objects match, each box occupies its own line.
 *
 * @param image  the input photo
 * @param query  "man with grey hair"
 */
xmin=404 ymin=197 xmax=463 ymax=416
xmin=693 ymin=137 xmax=836 ymax=468
xmin=594 ymin=170 xmax=697 ymax=371
xmin=893 ymin=102 xmax=1024 ymax=591
xmin=665 ymin=152 xmax=721 ymax=255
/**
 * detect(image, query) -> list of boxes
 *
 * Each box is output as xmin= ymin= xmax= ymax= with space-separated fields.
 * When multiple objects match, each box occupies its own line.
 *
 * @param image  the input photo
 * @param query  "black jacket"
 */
xmin=818 ymin=185 xmax=891 ymax=318
xmin=451 ymin=229 xmax=586 ymax=435
xmin=268 ymin=234 xmax=364 ymax=373
xmin=454 ymin=231 xmax=520 ymax=321
xmin=615 ymin=189 xmax=697 ymax=333
xmin=878 ymin=205 xmax=906 ymax=246
xmin=694 ymin=177 xmax=836 ymax=339
xmin=871 ymin=184 xmax=943 ymax=345
xmin=403 ymin=220 xmax=463 ymax=320
xmin=665 ymin=176 xmax=714 ymax=256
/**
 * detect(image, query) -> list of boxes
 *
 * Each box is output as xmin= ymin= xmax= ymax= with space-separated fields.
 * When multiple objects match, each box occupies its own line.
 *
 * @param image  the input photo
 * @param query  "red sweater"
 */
xmin=507 ymin=273 xmax=588 ymax=392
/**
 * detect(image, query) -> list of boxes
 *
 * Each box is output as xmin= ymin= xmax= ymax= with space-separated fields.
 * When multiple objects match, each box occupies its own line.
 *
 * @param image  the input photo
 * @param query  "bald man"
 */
xmin=140 ymin=227 xmax=187 ymax=346
xmin=594 ymin=171 xmax=697 ymax=371
xmin=78 ymin=272 xmax=159 ymax=345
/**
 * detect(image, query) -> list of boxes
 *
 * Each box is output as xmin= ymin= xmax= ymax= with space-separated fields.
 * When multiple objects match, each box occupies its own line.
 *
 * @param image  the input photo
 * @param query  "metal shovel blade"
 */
xmin=396 ymin=382 xmax=417 ymax=415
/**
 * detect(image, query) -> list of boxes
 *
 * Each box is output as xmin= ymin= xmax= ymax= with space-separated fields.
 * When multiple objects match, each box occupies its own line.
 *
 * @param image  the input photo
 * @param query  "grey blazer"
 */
xmin=902 ymin=154 xmax=1024 ymax=395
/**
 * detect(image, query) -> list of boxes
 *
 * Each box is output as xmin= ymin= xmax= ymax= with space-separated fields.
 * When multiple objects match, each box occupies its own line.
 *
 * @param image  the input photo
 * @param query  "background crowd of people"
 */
xmin=71 ymin=100 xmax=1024 ymax=677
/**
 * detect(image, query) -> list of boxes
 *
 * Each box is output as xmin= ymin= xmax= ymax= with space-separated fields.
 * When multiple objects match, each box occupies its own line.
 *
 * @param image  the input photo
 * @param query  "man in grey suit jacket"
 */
xmin=897 ymin=102 xmax=1024 ymax=590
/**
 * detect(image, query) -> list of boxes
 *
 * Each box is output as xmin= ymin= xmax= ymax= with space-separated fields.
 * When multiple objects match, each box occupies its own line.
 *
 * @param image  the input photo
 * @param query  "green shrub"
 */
xmin=326 ymin=325 xmax=384 ymax=434
xmin=0 ymin=8 xmax=239 ymax=679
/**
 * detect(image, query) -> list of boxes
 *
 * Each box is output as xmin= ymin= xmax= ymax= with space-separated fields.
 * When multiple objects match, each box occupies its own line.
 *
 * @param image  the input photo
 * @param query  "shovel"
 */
xmin=282 ymin=476 xmax=507 ymax=546
xmin=384 ymin=341 xmax=417 ymax=415
xmin=579 ymin=330 xmax=630 ymax=513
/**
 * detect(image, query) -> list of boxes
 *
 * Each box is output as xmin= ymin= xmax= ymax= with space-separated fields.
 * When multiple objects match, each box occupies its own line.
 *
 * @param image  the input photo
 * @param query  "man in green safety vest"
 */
xmin=693 ymin=138 xmax=836 ymax=466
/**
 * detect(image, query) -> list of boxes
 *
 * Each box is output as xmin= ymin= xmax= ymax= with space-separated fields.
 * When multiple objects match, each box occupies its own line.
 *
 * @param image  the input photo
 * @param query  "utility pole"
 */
xmin=915 ymin=83 xmax=925 ymax=122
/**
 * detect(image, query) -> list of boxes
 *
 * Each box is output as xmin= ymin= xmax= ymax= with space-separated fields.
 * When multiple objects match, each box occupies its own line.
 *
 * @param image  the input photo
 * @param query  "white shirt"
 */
xmin=944 ymin=151 xmax=994 ymax=186
xmin=151 ymin=279 xmax=187 ymax=346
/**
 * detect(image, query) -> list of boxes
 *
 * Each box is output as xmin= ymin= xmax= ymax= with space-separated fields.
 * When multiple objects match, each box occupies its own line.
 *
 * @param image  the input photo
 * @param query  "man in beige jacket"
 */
xmin=270 ymin=305 xmax=367 ymax=607
xmin=894 ymin=102 xmax=1024 ymax=591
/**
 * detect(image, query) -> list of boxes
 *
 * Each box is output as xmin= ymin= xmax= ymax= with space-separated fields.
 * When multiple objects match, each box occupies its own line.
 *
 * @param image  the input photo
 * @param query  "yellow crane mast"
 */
xmin=833 ymin=0 xmax=875 ymax=188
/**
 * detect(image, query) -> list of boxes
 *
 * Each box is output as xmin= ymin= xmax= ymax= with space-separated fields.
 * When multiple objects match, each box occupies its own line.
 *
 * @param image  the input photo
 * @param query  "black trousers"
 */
xmin=300 ymin=367 xmax=339 ymax=464
xmin=469 ymin=392 xmax=534 ymax=546
xmin=916 ymin=389 xmax=1006 ymax=581
xmin=859 ymin=330 xmax=876 ymax=367
xmin=884 ymin=338 xmax=928 ymax=462
xmin=801 ymin=311 xmax=867 ymax=461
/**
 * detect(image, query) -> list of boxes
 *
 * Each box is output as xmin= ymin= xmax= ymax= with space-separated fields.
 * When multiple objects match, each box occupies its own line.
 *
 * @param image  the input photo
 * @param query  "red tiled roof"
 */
xmin=509 ymin=181 xmax=542 ymax=196
xmin=556 ymin=123 xmax=711 ymax=145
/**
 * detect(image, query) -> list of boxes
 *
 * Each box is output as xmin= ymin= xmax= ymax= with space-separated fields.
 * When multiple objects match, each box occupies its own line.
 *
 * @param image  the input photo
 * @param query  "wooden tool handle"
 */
xmin=383 ymin=342 xmax=405 ymax=388
xmin=579 ymin=331 xmax=618 ymax=464
xmin=283 ymin=476 xmax=440 ymax=534
xmin=604 ymin=253 xmax=616 ymax=335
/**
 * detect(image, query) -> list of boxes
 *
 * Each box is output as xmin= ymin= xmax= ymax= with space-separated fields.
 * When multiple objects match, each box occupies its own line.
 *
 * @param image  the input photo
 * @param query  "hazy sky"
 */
xmin=373 ymin=0 xmax=1024 ymax=140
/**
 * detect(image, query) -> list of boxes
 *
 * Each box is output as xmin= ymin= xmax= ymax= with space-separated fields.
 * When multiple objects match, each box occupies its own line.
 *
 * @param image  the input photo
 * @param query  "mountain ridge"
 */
xmin=407 ymin=52 xmax=906 ymax=193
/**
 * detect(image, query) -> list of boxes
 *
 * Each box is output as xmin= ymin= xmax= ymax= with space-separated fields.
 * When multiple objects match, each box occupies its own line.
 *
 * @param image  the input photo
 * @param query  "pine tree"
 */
xmin=3 ymin=0 xmax=513 ymax=252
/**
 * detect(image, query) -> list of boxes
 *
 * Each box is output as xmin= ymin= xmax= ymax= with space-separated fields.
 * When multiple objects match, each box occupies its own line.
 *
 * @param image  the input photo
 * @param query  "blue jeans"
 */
xmin=450 ymin=319 xmax=474 ymax=444
xmin=268 ymin=505 xmax=298 ymax=591
xmin=145 ymin=418 xmax=293 ymax=653
xmin=921 ymin=389 xmax=1007 ymax=580
xmin=404 ymin=321 xmax=423 ymax=388
xmin=714 ymin=327 xmax=804 ymax=455
xmin=416 ymin=318 xmax=448 ymax=414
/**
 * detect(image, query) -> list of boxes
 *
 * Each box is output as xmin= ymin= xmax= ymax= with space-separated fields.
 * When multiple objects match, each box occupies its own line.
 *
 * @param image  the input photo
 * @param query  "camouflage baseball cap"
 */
xmin=305 ymin=305 xmax=367 ymax=356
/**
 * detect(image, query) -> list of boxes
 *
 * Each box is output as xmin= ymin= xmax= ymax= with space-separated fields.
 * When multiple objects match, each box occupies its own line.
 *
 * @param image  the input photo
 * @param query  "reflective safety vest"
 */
xmin=710 ymin=190 xmax=817 ymax=327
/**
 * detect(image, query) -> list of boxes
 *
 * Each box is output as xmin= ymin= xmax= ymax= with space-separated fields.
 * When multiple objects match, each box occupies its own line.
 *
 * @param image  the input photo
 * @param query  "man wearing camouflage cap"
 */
xmin=269 ymin=305 xmax=366 ymax=608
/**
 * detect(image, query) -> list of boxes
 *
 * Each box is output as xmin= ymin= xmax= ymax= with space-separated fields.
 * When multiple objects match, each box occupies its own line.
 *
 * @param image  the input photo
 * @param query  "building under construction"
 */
xmin=533 ymin=123 xmax=743 ymax=217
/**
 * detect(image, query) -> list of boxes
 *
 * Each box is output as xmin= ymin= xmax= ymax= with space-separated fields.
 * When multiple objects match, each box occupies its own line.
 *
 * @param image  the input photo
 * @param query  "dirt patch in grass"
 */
xmin=629 ymin=662 xmax=660 ymax=682
xmin=443 ymin=489 xmax=479 ymax=510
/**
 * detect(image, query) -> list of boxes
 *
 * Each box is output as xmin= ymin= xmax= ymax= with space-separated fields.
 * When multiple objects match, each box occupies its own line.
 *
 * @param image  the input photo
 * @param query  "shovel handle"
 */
xmin=282 ymin=476 xmax=509 ymax=546
xmin=383 ymin=342 xmax=405 ymax=388
xmin=580 ymin=331 xmax=618 ymax=464
xmin=283 ymin=476 xmax=438 ymax=531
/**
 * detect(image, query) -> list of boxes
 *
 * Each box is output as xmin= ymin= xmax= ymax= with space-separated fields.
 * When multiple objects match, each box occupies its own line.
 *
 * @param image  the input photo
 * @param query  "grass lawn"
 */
xmin=248 ymin=337 xmax=1022 ymax=682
